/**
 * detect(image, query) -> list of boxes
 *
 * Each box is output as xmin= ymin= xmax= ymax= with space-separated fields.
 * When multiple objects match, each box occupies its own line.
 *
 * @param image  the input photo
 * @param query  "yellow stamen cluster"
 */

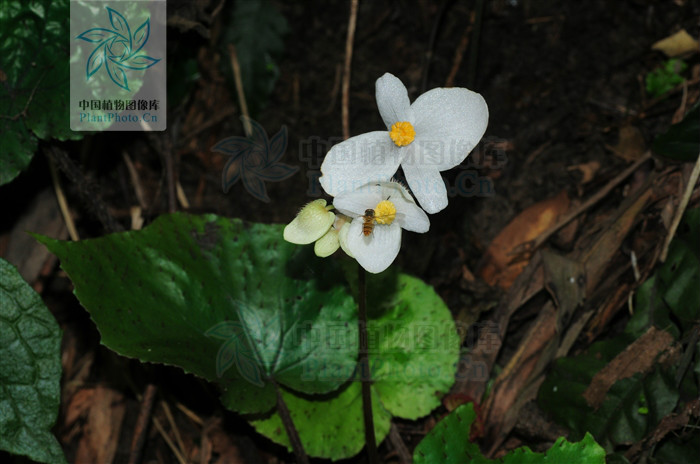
xmin=389 ymin=121 xmax=416 ymax=147
xmin=374 ymin=200 xmax=396 ymax=225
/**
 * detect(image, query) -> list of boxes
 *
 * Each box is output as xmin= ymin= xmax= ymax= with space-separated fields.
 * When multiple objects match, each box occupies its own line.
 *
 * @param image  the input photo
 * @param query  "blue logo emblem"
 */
xmin=76 ymin=7 xmax=161 ymax=91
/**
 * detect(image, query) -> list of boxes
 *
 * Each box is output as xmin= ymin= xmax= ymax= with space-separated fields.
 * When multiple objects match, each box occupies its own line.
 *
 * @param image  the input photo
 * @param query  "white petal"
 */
xmin=319 ymin=132 xmax=401 ymax=197
xmin=314 ymin=229 xmax=340 ymax=257
xmin=338 ymin=222 xmax=354 ymax=258
xmin=402 ymin=159 xmax=448 ymax=214
xmin=333 ymin=184 xmax=384 ymax=217
xmin=395 ymin=200 xmax=429 ymax=233
xmin=333 ymin=181 xmax=429 ymax=232
xmin=283 ymin=199 xmax=335 ymax=244
xmin=346 ymin=218 xmax=401 ymax=274
xmin=376 ymin=73 xmax=414 ymax=129
xmin=411 ymin=87 xmax=488 ymax=170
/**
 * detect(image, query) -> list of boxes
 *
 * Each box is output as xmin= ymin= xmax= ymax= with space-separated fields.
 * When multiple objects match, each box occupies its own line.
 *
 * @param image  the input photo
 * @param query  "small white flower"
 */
xmin=319 ymin=73 xmax=488 ymax=214
xmin=283 ymin=199 xmax=350 ymax=258
xmin=334 ymin=181 xmax=429 ymax=274
xmin=283 ymin=199 xmax=335 ymax=244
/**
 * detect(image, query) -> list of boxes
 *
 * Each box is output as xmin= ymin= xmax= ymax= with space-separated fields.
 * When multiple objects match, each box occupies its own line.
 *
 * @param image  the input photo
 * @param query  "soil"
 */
xmin=2 ymin=0 xmax=699 ymax=462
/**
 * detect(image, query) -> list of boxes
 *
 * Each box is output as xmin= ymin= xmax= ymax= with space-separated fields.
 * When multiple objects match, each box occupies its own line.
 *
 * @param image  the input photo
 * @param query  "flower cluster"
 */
xmin=284 ymin=73 xmax=488 ymax=273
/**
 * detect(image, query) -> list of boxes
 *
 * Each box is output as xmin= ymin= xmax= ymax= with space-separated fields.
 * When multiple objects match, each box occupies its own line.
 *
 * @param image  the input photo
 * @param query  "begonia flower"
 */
xmin=283 ymin=199 xmax=351 ymax=258
xmin=319 ymin=73 xmax=488 ymax=214
xmin=334 ymin=181 xmax=429 ymax=273
xmin=283 ymin=199 xmax=336 ymax=252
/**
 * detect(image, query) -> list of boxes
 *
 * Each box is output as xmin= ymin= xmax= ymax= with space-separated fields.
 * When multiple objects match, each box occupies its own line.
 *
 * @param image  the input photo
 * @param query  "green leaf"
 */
xmin=251 ymin=273 xmax=460 ymax=460
xmin=413 ymin=403 xmax=486 ymax=464
xmin=627 ymin=208 xmax=700 ymax=338
xmin=36 ymin=214 xmax=358 ymax=414
xmin=0 ymin=0 xmax=82 ymax=186
xmin=645 ymin=59 xmax=687 ymax=99
xmin=221 ymin=0 xmax=288 ymax=116
xmin=538 ymin=344 xmax=679 ymax=451
xmin=413 ymin=403 xmax=606 ymax=464
xmin=369 ymin=273 xmax=460 ymax=420
xmin=652 ymin=104 xmax=699 ymax=161
xmin=0 ymin=258 xmax=65 ymax=464
xmin=252 ymin=382 xmax=392 ymax=460
xmin=654 ymin=428 xmax=700 ymax=463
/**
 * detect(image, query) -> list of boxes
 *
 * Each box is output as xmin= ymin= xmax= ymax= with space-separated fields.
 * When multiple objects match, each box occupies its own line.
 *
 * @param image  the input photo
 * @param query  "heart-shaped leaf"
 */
xmin=36 ymin=214 xmax=358 ymax=415
xmin=251 ymin=272 xmax=460 ymax=459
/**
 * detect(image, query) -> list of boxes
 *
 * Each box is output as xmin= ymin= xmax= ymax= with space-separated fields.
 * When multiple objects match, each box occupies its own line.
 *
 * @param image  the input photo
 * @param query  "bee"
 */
xmin=361 ymin=209 xmax=376 ymax=236
xmin=361 ymin=195 xmax=400 ymax=237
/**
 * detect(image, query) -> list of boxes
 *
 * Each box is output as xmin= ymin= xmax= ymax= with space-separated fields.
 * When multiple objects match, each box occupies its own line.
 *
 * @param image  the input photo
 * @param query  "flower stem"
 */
xmin=273 ymin=380 xmax=309 ymax=464
xmin=358 ymin=265 xmax=379 ymax=463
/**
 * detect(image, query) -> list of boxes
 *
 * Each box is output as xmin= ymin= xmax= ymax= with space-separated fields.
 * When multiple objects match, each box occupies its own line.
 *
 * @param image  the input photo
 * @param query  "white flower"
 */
xmin=319 ymin=73 xmax=488 ymax=214
xmin=334 ymin=181 xmax=429 ymax=273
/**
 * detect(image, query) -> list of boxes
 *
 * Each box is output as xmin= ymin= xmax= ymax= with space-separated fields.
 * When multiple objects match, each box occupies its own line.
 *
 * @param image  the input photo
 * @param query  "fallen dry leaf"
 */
xmin=612 ymin=125 xmax=646 ymax=162
xmin=74 ymin=385 xmax=125 ymax=464
xmin=482 ymin=302 xmax=559 ymax=455
xmin=64 ymin=388 xmax=96 ymax=428
xmin=567 ymin=161 xmax=601 ymax=184
xmin=480 ymin=190 xmax=570 ymax=289
xmin=652 ymin=29 xmax=700 ymax=57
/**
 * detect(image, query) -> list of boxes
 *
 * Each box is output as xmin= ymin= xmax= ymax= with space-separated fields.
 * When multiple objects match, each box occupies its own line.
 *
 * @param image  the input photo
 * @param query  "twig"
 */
xmin=421 ymin=0 xmax=452 ymax=92
xmin=273 ymin=380 xmax=309 ymax=464
xmin=45 ymin=146 xmax=123 ymax=233
xmin=642 ymin=75 xmax=700 ymax=114
xmin=174 ymin=401 xmax=204 ymax=426
xmin=159 ymin=136 xmax=177 ymax=214
xmin=660 ymin=153 xmax=700 ymax=262
xmin=128 ymin=384 xmax=158 ymax=464
xmin=671 ymin=79 xmax=689 ymax=124
xmin=176 ymin=181 xmax=190 ymax=209
xmin=625 ymin=397 xmax=700 ymax=462
xmin=152 ymin=416 xmax=188 ymax=464
xmin=161 ymin=401 xmax=187 ymax=462
xmin=445 ymin=12 xmax=474 ymax=88
xmin=388 ymin=422 xmax=412 ymax=463
xmin=323 ymin=63 xmax=343 ymax=115
xmin=177 ymin=107 xmax=237 ymax=145
xmin=515 ymin=151 xmax=652 ymax=257
xmin=342 ymin=0 xmax=359 ymax=140
xmin=466 ymin=0 xmax=485 ymax=88
xmin=122 ymin=152 xmax=147 ymax=209
xmin=210 ymin=0 xmax=226 ymax=20
xmin=48 ymin=158 xmax=79 ymax=241
xmin=358 ymin=266 xmax=379 ymax=464
xmin=228 ymin=43 xmax=252 ymax=137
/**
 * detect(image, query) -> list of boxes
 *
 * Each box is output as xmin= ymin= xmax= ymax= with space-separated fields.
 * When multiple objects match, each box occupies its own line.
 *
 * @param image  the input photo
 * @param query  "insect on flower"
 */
xmin=360 ymin=195 xmax=401 ymax=237
xmin=361 ymin=209 xmax=376 ymax=236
